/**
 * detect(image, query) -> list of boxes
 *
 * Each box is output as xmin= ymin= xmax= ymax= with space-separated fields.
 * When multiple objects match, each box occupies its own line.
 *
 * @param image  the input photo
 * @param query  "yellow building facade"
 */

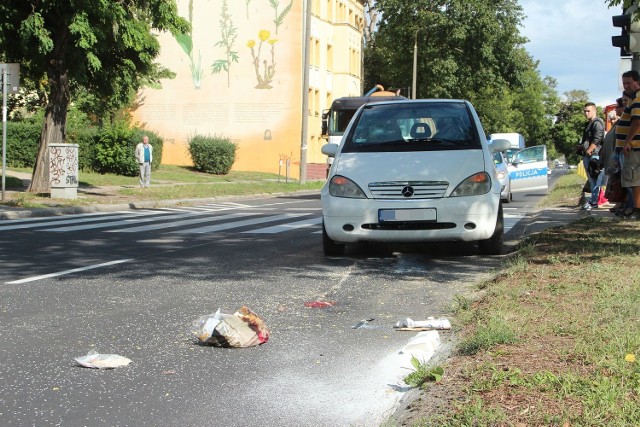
xmin=130 ymin=0 xmax=365 ymax=180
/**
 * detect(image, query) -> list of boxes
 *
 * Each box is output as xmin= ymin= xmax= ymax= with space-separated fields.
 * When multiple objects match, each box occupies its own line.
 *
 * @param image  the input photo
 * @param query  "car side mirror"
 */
xmin=490 ymin=138 xmax=511 ymax=153
xmin=321 ymin=143 xmax=338 ymax=157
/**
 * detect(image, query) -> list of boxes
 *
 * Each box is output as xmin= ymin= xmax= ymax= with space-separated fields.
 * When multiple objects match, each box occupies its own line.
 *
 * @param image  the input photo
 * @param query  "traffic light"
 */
xmin=612 ymin=5 xmax=640 ymax=56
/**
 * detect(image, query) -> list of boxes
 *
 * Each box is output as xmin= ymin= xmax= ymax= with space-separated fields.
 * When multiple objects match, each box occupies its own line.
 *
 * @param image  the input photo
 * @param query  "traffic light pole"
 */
xmin=633 ymin=53 xmax=640 ymax=73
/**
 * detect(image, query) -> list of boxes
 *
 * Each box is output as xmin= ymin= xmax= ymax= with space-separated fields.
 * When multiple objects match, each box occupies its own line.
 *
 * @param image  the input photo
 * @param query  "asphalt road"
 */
xmin=0 ymin=183 xmax=557 ymax=427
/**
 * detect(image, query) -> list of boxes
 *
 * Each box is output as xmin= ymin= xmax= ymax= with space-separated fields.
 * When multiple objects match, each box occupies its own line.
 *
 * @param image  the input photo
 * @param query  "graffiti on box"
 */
xmin=49 ymin=145 xmax=79 ymax=187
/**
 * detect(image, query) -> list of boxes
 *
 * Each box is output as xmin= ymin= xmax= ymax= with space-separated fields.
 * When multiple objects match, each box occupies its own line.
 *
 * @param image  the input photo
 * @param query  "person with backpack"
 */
xmin=579 ymin=102 xmax=605 ymax=210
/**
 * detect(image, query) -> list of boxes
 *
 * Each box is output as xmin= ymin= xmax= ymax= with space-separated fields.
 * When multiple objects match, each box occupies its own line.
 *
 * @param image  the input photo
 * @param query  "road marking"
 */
xmin=108 ymin=212 xmax=255 ymax=233
xmin=42 ymin=209 xmax=228 ymax=232
xmin=244 ymin=216 xmax=321 ymax=233
xmin=0 ymin=210 xmax=133 ymax=225
xmin=5 ymin=259 xmax=132 ymax=284
xmin=172 ymin=213 xmax=309 ymax=234
xmin=0 ymin=211 xmax=148 ymax=230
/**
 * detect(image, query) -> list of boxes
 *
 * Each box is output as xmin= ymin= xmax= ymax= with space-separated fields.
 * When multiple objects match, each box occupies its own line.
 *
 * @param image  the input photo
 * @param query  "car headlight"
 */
xmin=328 ymin=175 xmax=367 ymax=198
xmin=451 ymin=172 xmax=491 ymax=197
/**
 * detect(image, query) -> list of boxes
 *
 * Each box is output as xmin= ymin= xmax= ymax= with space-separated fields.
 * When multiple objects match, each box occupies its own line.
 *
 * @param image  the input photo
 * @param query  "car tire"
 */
xmin=478 ymin=203 xmax=504 ymax=255
xmin=323 ymin=221 xmax=345 ymax=256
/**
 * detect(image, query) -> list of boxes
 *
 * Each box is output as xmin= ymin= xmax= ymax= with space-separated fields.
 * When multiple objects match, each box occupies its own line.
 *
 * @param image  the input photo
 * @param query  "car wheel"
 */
xmin=322 ymin=221 xmax=345 ymax=256
xmin=478 ymin=203 xmax=504 ymax=255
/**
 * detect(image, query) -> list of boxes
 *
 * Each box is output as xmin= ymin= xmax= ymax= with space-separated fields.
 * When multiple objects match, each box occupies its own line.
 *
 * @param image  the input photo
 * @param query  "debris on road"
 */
xmin=192 ymin=306 xmax=270 ymax=348
xmin=303 ymin=300 xmax=336 ymax=308
xmin=399 ymin=331 xmax=440 ymax=363
xmin=394 ymin=317 xmax=451 ymax=330
xmin=74 ymin=350 xmax=132 ymax=369
xmin=351 ymin=318 xmax=376 ymax=329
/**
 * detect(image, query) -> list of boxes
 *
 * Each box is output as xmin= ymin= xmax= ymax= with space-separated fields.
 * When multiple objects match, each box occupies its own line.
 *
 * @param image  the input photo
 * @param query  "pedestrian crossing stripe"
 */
xmin=243 ymin=216 xmax=322 ymax=233
xmin=0 ymin=204 xmax=527 ymax=235
xmin=170 ymin=213 xmax=310 ymax=234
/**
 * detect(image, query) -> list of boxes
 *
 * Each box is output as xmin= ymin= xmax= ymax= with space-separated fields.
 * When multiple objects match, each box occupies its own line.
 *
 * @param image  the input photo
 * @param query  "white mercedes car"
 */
xmin=320 ymin=99 xmax=512 ymax=256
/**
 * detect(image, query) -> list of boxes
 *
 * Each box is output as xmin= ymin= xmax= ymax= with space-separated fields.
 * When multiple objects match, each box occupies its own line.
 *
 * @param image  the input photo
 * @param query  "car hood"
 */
xmin=332 ymin=150 xmax=489 ymax=193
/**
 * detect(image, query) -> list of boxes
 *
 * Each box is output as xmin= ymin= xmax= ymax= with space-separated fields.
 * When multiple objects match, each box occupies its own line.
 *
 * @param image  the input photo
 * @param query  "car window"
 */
xmin=513 ymin=146 xmax=545 ymax=163
xmin=343 ymin=102 xmax=481 ymax=153
xmin=493 ymin=152 xmax=503 ymax=165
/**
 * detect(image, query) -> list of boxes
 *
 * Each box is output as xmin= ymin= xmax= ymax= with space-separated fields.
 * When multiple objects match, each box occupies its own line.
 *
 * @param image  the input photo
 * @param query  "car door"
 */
xmin=508 ymin=145 xmax=548 ymax=193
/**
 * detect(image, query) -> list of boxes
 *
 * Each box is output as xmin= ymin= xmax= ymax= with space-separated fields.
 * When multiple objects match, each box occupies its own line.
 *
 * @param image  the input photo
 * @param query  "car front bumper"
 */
xmin=321 ymin=192 xmax=500 ymax=244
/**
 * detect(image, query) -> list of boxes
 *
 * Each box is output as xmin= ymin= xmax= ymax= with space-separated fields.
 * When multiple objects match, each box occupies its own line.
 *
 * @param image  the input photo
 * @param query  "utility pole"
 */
xmin=299 ymin=0 xmax=312 ymax=184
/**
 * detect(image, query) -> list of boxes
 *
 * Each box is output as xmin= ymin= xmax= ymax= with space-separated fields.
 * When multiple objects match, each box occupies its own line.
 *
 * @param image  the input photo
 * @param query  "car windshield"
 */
xmin=342 ymin=102 xmax=480 ymax=153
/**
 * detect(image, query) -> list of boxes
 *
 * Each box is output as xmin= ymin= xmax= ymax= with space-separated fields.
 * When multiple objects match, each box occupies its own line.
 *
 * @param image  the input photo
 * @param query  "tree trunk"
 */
xmin=28 ymin=38 xmax=70 ymax=194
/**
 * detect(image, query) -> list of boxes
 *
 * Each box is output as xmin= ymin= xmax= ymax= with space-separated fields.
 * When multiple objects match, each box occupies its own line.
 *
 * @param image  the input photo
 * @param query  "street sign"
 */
xmin=0 ymin=63 xmax=20 ymax=94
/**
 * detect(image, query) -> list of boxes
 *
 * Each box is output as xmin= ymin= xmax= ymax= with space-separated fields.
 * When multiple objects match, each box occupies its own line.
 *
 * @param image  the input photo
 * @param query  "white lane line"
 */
xmin=0 ymin=210 xmax=133 ymax=225
xmin=108 ymin=212 xmax=255 ymax=233
xmin=244 ymin=216 xmax=321 ymax=234
xmin=0 ymin=212 xmax=146 ymax=231
xmin=0 ymin=211 xmax=165 ymax=231
xmin=172 ymin=213 xmax=308 ymax=234
xmin=5 ymin=259 xmax=133 ymax=284
xmin=42 ymin=209 xmax=226 ymax=232
xmin=504 ymin=213 xmax=525 ymax=233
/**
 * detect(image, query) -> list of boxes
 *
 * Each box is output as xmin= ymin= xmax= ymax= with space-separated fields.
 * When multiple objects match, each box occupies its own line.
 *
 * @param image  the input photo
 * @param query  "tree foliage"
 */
xmin=0 ymin=0 xmax=189 ymax=193
xmin=363 ymin=0 xmax=559 ymax=154
xmin=551 ymin=90 xmax=591 ymax=164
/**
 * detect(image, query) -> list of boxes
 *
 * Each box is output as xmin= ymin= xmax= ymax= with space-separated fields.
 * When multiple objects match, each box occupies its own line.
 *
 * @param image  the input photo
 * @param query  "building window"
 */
xmin=326 ymin=44 xmax=333 ymax=71
xmin=314 ymin=89 xmax=320 ymax=116
xmin=327 ymin=0 xmax=333 ymax=22
xmin=314 ymin=38 xmax=321 ymax=68
xmin=308 ymin=88 xmax=313 ymax=116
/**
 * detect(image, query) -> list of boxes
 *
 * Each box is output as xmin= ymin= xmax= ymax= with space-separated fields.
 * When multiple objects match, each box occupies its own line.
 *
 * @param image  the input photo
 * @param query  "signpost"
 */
xmin=1 ymin=63 xmax=20 ymax=201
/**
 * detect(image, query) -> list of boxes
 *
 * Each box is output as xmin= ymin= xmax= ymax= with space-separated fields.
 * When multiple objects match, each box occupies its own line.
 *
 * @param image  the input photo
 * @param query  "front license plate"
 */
xmin=378 ymin=208 xmax=437 ymax=222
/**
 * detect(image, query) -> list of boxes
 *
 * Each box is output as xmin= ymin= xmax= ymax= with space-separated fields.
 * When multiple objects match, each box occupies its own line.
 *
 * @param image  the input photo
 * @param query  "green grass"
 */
xmin=405 ymin=173 xmax=640 ymax=426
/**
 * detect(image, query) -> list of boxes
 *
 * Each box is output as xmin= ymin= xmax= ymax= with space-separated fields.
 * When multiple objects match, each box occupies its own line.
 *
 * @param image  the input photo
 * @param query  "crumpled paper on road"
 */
xmin=75 ymin=350 xmax=132 ymax=369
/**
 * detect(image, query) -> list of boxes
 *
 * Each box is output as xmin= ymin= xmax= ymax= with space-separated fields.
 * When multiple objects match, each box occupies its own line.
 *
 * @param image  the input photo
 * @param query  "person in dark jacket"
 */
xmin=579 ymin=102 xmax=605 ymax=210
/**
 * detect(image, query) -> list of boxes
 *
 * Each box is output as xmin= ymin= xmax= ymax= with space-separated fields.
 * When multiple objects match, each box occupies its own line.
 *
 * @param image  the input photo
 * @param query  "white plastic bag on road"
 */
xmin=75 ymin=350 xmax=132 ymax=369
xmin=394 ymin=317 xmax=451 ymax=330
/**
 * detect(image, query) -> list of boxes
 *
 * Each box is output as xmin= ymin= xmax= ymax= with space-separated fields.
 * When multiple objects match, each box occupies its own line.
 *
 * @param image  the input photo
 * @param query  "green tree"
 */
xmin=364 ymin=0 xmax=557 ymax=145
xmin=0 ymin=1 xmax=189 ymax=193
xmin=552 ymin=90 xmax=590 ymax=164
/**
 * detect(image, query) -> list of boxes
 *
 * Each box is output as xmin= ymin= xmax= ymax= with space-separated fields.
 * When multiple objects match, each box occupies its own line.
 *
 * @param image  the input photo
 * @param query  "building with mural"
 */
xmin=130 ymin=0 xmax=365 ymax=180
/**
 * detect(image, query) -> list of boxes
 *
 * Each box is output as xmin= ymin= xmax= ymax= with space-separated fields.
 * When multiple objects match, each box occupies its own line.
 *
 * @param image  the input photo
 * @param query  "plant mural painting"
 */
xmin=211 ymin=0 xmax=238 ymax=88
xmin=175 ymin=0 xmax=203 ymax=89
xmin=247 ymin=30 xmax=277 ymax=89
xmin=269 ymin=0 xmax=293 ymax=35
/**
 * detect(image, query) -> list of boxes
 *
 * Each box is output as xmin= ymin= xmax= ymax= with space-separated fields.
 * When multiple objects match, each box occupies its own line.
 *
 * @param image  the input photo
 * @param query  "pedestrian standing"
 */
xmin=620 ymin=71 xmax=640 ymax=218
xmin=135 ymin=135 xmax=153 ymax=188
xmin=602 ymin=96 xmax=626 ymax=212
xmin=579 ymin=102 xmax=605 ymax=210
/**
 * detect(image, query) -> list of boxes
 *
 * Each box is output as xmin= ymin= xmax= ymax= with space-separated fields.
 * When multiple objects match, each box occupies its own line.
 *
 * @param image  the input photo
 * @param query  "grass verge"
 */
xmin=403 ymin=172 xmax=640 ymax=426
